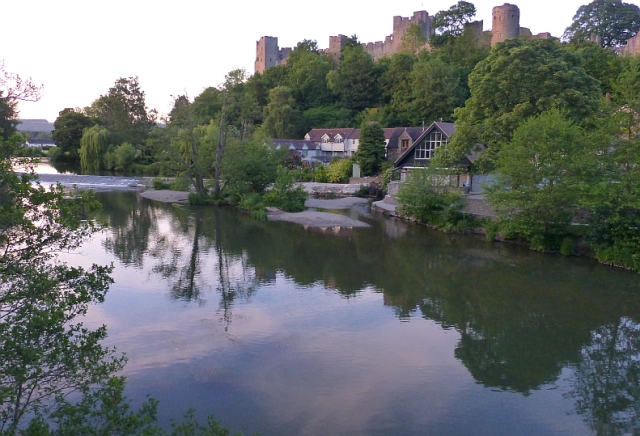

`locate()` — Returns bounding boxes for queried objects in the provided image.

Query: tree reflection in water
[570,317,640,435]
[96,192,640,432]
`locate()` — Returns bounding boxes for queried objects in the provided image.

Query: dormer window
[401,139,409,150]
[321,135,329,144]
[334,135,342,143]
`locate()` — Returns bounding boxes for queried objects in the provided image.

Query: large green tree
[354,121,386,176]
[327,44,381,112]
[287,40,334,111]
[564,0,640,47]
[86,77,156,146]
[51,108,96,165]
[486,110,595,251]
[79,125,111,173]
[431,1,478,47]
[262,86,304,139]
[440,38,601,168]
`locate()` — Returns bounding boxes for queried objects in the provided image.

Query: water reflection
[95,192,640,434]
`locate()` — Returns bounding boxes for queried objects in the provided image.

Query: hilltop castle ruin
[255,3,554,74]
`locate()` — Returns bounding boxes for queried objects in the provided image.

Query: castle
[255,3,553,74]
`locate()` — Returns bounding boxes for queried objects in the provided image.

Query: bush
[560,237,574,256]
[326,158,352,183]
[170,176,191,191]
[152,177,171,190]
[354,184,369,197]
[313,165,328,183]
[397,168,470,231]
[265,167,308,212]
[238,192,267,220]
[299,167,314,182]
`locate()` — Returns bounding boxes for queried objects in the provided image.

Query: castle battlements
[254,3,553,74]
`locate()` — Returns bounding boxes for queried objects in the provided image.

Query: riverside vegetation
[2,0,640,431]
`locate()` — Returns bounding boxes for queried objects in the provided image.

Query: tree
[262,86,304,139]
[486,110,594,251]
[354,121,386,176]
[0,61,42,140]
[440,38,601,169]
[79,125,111,173]
[401,23,427,55]
[192,87,223,126]
[51,109,97,165]
[86,77,156,146]
[287,40,334,111]
[582,61,640,271]
[432,1,477,46]
[78,125,111,173]
[327,44,381,112]
[564,0,640,47]
[0,137,121,432]
[406,57,467,125]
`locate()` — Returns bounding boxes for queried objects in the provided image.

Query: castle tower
[255,36,280,74]
[328,35,348,62]
[392,11,434,52]
[491,3,520,46]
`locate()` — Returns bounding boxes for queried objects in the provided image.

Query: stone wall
[491,3,520,46]
[619,32,640,56]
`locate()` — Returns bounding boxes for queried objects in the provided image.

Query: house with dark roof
[392,121,477,188]
[272,139,324,163]
[304,128,357,158]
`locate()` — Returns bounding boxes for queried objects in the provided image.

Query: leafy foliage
[441,38,601,169]
[564,0,640,47]
[397,167,468,231]
[486,110,593,251]
[354,122,386,176]
[79,125,111,173]
[51,109,97,166]
[86,77,156,146]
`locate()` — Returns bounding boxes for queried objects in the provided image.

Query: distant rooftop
[17,119,54,133]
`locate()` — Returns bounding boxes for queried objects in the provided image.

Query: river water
[59,190,640,436]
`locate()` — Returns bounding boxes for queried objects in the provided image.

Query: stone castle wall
[619,32,640,56]
[255,3,553,74]
[491,3,520,46]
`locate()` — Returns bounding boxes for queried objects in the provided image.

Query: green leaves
[564,0,640,47]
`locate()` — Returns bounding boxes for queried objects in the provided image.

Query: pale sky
[2,0,639,122]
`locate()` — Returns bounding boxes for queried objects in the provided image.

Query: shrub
[326,158,352,183]
[170,176,190,191]
[397,168,470,231]
[152,177,171,190]
[265,167,308,212]
[560,237,574,256]
[313,165,328,183]
[238,192,267,220]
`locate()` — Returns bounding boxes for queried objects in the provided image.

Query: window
[334,135,341,143]
[415,130,447,160]
[322,137,328,143]
[401,139,409,150]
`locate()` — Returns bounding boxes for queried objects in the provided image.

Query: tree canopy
[441,38,601,168]
[564,0,640,47]
[51,108,97,165]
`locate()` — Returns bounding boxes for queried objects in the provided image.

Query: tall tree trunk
[214,96,227,197]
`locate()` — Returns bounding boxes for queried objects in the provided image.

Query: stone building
[254,3,553,74]
[491,3,551,46]
[255,36,292,74]
[618,32,640,56]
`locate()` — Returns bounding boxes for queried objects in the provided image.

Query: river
[50,188,640,436]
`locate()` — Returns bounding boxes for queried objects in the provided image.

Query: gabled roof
[305,128,355,142]
[394,122,455,165]
[386,127,428,149]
